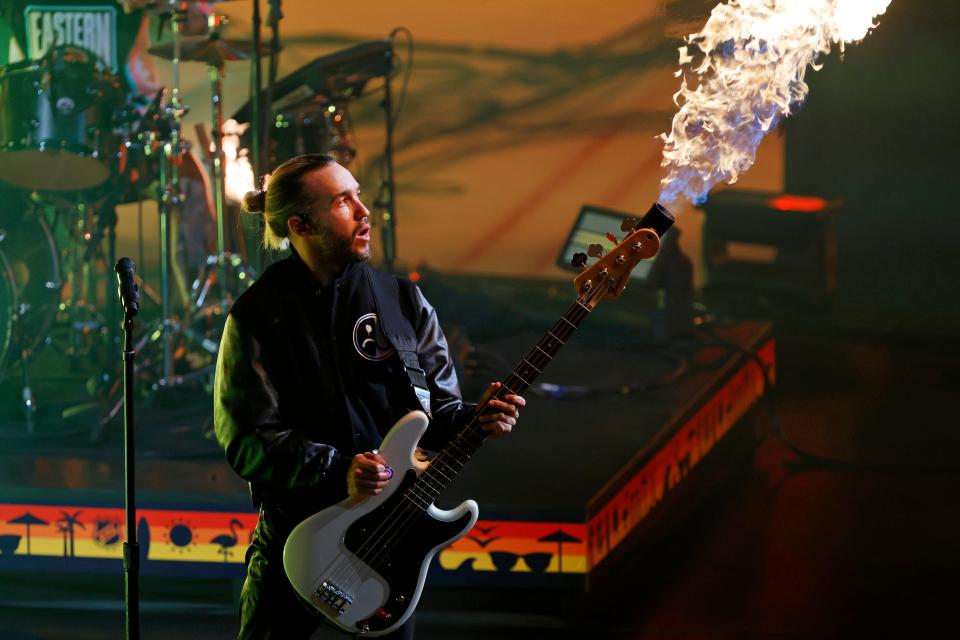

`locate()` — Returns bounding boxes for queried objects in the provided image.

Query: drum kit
[0,1,394,436]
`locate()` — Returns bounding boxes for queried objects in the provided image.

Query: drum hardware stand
[182,14,258,323]
[378,57,398,273]
[35,194,111,363]
[56,199,99,313]
[208,15,231,313]
[0,198,65,426]
[137,198,146,286]
[20,346,36,434]
[250,0,265,273]
[0,274,53,437]
[0,243,39,432]
[95,7,259,435]
[249,0,263,177]
[157,4,187,386]
[135,2,191,390]
[262,0,283,170]
[96,3,193,425]
[83,197,122,343]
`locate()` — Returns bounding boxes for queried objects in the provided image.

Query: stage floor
[3,313,954,640]
[0,310,772,590]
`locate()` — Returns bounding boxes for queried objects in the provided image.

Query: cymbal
[126,0,239,9]
[148,37,275,65]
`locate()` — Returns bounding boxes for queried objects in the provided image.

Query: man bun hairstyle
[241,188,267,214]
[240,153,337,251]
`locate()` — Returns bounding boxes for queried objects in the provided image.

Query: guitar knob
[570,252,588,269]
[587,244,603,258]
[620,218,638,231]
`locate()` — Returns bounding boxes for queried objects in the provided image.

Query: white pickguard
[283,410,479,636]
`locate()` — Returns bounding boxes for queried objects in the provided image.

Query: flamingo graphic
[211,519,243,563]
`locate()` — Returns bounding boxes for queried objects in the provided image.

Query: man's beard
[316,224,369,265]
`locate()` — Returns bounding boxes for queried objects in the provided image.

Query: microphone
[115,257,140,317]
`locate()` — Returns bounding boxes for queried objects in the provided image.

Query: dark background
[786,0,960,331]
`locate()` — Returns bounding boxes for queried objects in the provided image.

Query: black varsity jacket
[213,252,474,519]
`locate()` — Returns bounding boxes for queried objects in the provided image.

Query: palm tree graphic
[211,519,243,562]
[56,511,85,558]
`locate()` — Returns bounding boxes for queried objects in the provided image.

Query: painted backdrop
[126,0,784,284]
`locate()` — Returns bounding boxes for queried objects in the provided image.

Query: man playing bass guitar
[213,153,525,639]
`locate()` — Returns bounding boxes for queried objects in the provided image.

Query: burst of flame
[658,0,893,205]
[220,119,255,203]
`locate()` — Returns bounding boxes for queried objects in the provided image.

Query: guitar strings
[392,276,607,514]
[321,371,513,592]
[346,278,611,590]
[321,312,573,594]
[351,279,608,580]
[357,286,602,566]
[319,279,607,606]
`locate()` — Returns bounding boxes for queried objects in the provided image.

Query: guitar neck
[407,293,596,505]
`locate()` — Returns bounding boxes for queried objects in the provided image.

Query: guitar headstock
[572,203,674,309]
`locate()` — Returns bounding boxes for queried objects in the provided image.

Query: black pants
[239,506,415,640]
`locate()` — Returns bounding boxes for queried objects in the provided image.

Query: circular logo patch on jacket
[352,313,395,361]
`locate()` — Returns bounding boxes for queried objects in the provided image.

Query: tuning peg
[587,244,604,258]
[606,232,619,245]
[620,218,638,232]
[571,252,588,269]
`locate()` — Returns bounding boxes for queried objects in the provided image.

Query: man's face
[300,163,372,264]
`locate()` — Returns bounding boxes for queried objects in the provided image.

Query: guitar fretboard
[402,292,598,511]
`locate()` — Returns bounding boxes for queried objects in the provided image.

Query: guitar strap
[364,268,433,418]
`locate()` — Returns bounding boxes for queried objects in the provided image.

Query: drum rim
[0,148,112,192]
[0,142,106,158]
[0,59,43,75]
[0,211,61,362]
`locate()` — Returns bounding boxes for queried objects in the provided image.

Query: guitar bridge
[313,579,354,615]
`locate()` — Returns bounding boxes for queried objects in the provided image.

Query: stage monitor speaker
[699,191,840,307]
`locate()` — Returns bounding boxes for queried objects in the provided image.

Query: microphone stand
[115,258,141,640]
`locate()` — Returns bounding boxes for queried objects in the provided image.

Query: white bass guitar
[283,204,674,635]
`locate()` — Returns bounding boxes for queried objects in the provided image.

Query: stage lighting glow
[221,119,256,204]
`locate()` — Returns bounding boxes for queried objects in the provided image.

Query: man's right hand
[347,451,394,498]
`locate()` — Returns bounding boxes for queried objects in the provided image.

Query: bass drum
[0,46,122,192]
[0,209,62,376]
